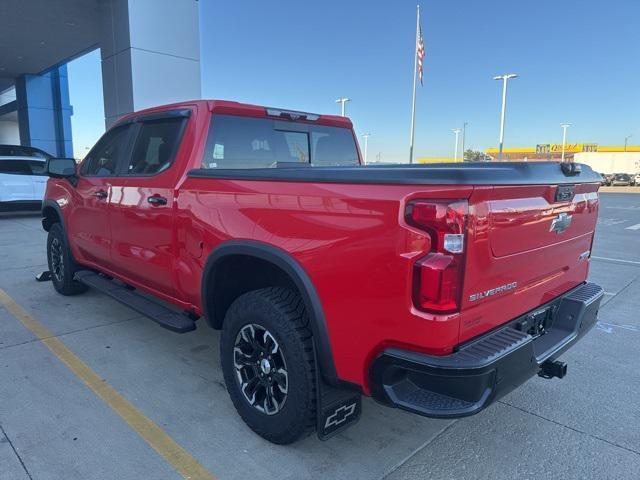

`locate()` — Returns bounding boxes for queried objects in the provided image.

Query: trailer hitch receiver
[538,360,567,379]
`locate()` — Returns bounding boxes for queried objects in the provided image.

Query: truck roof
[117,99,352,129]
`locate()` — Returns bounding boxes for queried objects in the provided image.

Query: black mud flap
[316,374,362,440]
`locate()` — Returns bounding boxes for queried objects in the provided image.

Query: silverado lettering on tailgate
[469,282,518,302]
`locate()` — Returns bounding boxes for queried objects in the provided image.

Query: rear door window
[202,115,358,169]
[0,160,32,175]
[125,118,185,176]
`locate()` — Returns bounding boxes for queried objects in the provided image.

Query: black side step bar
[74,270,196,333]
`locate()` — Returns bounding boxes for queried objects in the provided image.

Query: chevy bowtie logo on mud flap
[325,402,357,429]
[318,395,361,440]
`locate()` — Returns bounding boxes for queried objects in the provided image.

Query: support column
[100,0,201,127]
[14,65,73,157]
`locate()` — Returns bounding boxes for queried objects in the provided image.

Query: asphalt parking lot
[1,192,639,480]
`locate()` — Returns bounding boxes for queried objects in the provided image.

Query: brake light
[407,200,468,313]
[265,108,319,121]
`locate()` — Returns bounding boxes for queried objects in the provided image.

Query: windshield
[201,114,359,169]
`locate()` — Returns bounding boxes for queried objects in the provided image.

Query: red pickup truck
[42,100,603,444]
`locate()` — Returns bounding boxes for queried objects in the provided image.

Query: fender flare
[201,240,338,382]
[41,199,65,232]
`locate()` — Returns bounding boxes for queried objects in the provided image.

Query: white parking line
[592,256,640,266]
[597,218,627,227]
[625,223,640,230]
[597,322,640,334]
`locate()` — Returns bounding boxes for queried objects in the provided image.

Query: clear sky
[68,0,640,162]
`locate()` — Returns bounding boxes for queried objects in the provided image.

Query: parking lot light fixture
[625,134,633,152]
[493,74,518,160]
[461,122,468,160]
[560,123,571,162]
[361,133,371,164]
[335,97,351,117]
[452,128,461,161]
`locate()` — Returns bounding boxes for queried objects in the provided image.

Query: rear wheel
[47,223,88,295]
[220,287,316,444]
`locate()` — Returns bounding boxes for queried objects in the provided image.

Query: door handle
[95,190,108,199]
[147,195,168,206]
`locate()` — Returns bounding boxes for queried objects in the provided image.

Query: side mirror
[47,158,77,178]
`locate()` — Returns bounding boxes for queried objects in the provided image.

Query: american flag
[417,25,425,85]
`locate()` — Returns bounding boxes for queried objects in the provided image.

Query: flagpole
[409,4,420,164]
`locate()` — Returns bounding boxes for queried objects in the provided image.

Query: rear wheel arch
[201,240,338,382]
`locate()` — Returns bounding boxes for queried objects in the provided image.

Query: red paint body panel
[44,100,600,393]
[458,183,599,344]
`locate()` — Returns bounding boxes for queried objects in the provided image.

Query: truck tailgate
[459,183,599,343]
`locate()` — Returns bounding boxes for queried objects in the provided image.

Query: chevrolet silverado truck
[42,100,603,444]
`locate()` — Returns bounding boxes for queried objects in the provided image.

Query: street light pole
[493,74,518,160]
[362,133,371,164]
[452,128,461,161]
[335,97,351,117]
[625,134,633,152]
[560,123,571,162]
[461,122,468,161]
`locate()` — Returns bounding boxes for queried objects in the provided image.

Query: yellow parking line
[0,289,217,480]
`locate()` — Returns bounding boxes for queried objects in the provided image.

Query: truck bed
[188,161,601,185]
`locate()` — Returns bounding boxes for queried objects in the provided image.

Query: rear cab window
[201,114,359,169]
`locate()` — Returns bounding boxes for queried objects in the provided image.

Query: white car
[634,173,640,186]
[0,145,52,211]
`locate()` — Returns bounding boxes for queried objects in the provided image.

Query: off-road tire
[220,287,316,444]
[47,223,88,295]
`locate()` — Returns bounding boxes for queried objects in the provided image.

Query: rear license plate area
[514,305,556,336]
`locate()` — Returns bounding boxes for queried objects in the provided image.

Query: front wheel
[47,223,88,296]
[220,287,317,444]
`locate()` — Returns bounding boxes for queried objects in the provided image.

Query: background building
[0,0,201,158]
[416,157,463,164]
[574,152,640,175]
[485,144,640,174]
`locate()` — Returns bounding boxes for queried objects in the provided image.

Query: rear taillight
[406,200,468,313]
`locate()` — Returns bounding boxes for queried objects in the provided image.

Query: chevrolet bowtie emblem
[550,212,572,234]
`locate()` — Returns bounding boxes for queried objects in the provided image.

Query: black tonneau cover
[187,162,601,186]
